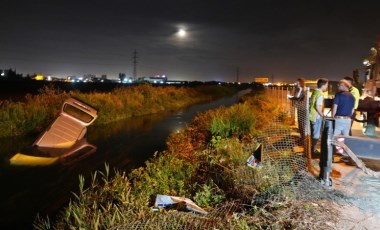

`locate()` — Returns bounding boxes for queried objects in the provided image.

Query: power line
[132,50,138,80]
[236,67,239,83]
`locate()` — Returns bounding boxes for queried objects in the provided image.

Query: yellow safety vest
[309,89,324,122]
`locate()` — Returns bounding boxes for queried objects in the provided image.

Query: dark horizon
[1,0,380,83]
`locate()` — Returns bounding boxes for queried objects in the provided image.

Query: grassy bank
[34,91,338,229]
[0,84,240,138]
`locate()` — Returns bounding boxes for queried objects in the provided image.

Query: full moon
[177,29,186,37]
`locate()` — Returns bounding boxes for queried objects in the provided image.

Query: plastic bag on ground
[154,194,208,215]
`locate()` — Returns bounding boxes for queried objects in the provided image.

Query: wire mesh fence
[107,86,347,229]
[264,86,311,156]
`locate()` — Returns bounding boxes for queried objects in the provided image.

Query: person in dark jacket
[332,79,355,136]
[288,78,306,101]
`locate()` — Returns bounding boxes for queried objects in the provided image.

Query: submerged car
[34,97,97,148]
[10,138,97,166]
[10,98,98,166]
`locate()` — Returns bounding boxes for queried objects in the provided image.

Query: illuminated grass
[34,88,339,229]
[0,84,236,138]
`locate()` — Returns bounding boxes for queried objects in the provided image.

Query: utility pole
[236,67,239,83]
[236,67,240,104]
[132,50,138,80]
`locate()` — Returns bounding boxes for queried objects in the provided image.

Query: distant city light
[35,74,44,80]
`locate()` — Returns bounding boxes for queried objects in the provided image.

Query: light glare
[178,29,186,37]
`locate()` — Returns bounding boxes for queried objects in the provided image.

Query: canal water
[0,90,249,229]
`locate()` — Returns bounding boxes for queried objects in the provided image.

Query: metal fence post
[304,87,311,159]
[280,87,283,109]
[319,118,334,187]
[289,87,295,124]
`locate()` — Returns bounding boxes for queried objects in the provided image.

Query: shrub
[193,180,226,208]
[34,164,150,229]
[129,152,196,198]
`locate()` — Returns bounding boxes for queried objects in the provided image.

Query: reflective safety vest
[349,86,360,109]
[309,89,324,122]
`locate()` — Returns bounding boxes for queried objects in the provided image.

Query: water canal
[0,90,250,229]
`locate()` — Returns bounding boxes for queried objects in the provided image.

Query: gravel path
[333,161,380,229]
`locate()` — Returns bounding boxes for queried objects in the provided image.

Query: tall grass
[34,89,339,229]
[34,164,151,230]
[210,104,256,138]
[0,86,66,137]
[0,84,236,138]
[129,151,196,198]
[37,91,324,229]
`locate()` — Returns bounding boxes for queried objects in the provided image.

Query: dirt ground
[332,161,380,229]
[331,120,380,229]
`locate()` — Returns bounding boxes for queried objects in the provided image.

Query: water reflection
[0,91,249,229]
[9,138,97,166]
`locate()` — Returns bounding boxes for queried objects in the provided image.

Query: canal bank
[0,90,250,229]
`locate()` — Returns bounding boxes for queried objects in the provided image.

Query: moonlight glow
[177,29,186,37]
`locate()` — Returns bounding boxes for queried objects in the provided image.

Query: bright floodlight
[177,29,186,37]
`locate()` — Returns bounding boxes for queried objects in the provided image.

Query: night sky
[1,0,380,82]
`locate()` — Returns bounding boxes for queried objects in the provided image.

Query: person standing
[289,78,306,101]
[309,78,329,155]
[332,80,355,136]
[343,76,361,135]
[288,78,306,141]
